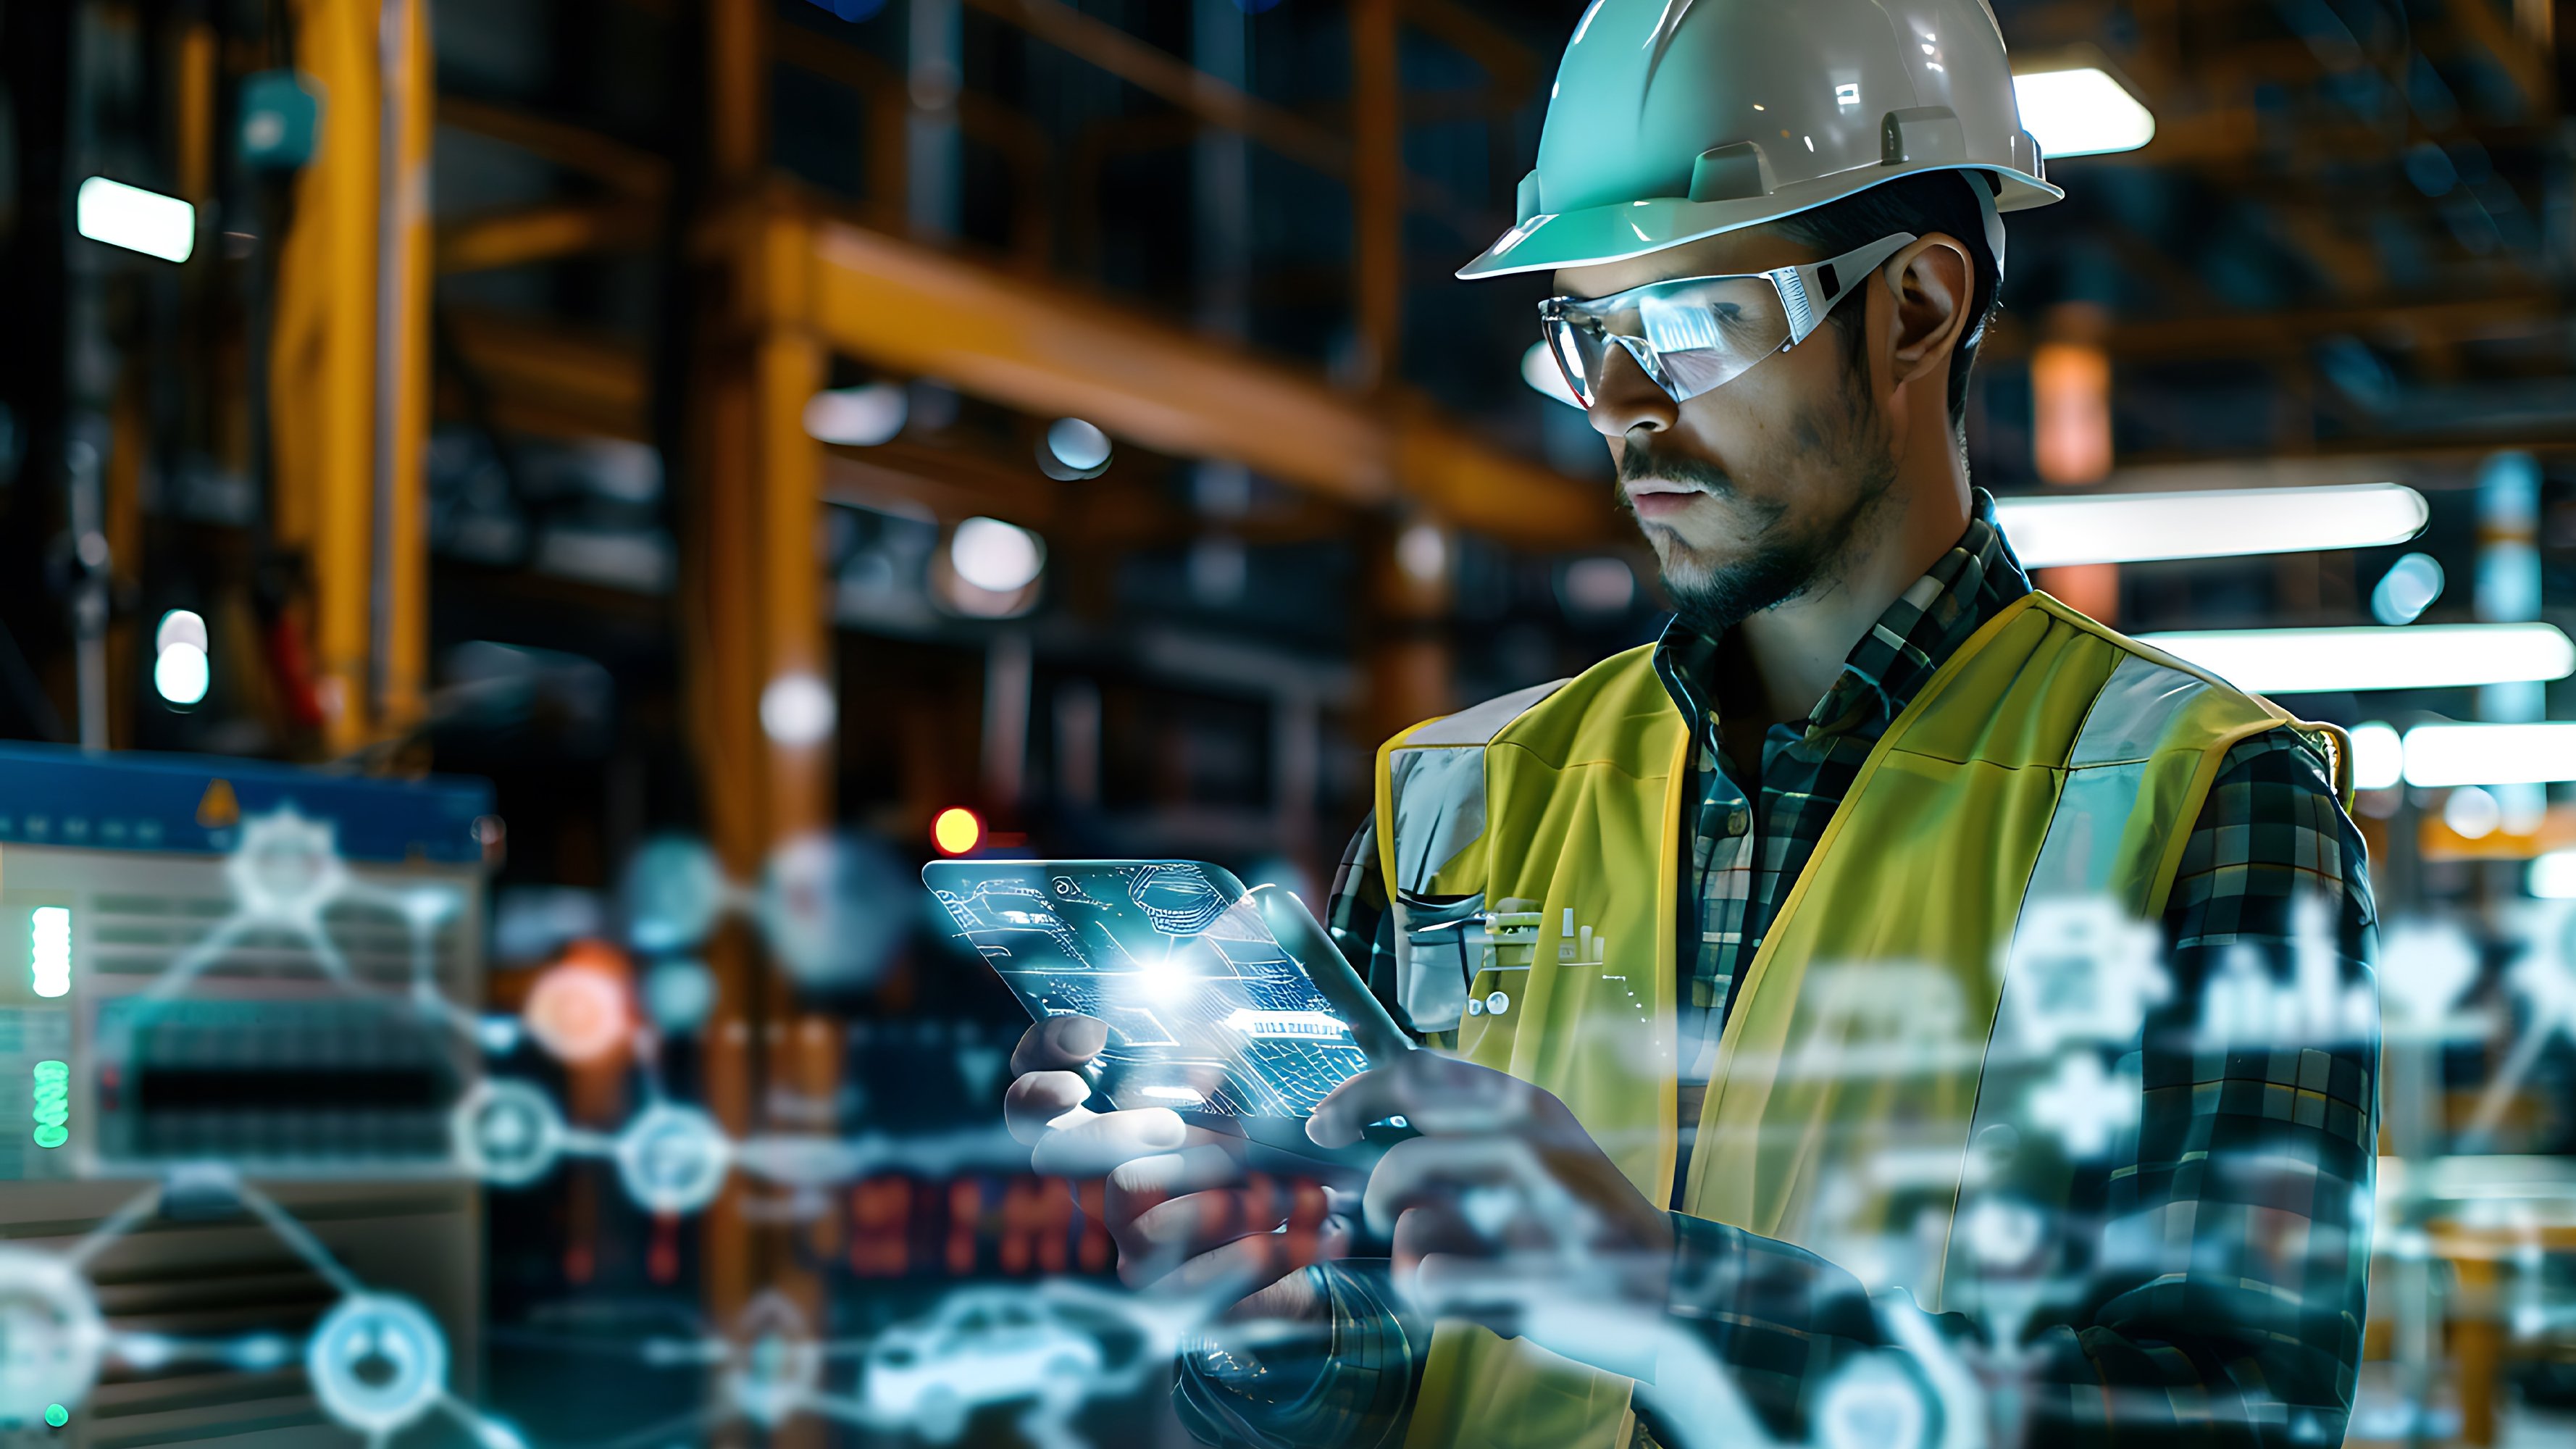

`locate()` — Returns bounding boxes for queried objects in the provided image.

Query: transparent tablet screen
[927,861,1371,1117]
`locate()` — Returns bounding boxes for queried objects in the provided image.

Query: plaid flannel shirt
[1176,497,2379,1448]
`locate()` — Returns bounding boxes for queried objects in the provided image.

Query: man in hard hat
[1006,1,2377,1445]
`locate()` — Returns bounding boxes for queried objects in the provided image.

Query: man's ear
[1883,234,1974,393]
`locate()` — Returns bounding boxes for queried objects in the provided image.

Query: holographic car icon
[861,1291,1104,1442]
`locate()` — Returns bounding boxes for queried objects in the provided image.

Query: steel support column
[688,1,833,1369]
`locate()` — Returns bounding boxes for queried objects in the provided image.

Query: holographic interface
[926,861,1373,1117]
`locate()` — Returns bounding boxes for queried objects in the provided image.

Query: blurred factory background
[0,0,2575,1444]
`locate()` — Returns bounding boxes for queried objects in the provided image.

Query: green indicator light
[30,1060,67,1149]
[43,1403,65,1428]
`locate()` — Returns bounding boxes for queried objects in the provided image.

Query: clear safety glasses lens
[1539,231,1915,408]
[1543,275,1794,408]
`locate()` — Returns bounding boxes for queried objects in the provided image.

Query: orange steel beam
[1351,0,1402,391]
[766,206,1605,546]
[436,94,671,199]
[958,0,1345,175]
[442,309,653,439]
[435,199,660,274]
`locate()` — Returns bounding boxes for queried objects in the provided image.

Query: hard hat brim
[1455,163,2062,281]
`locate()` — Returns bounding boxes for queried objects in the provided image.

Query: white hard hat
[1458,0,2061,280]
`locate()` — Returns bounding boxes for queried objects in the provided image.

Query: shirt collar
[1652,489,2032,740]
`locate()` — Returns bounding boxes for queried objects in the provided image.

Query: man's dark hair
[1773,171,1999,434]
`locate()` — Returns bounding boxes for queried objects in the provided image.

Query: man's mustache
[1616,440,1735,495]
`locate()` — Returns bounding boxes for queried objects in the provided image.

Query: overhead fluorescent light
[1996,484,2427,567]
[2351,722,2402,790]
[2530,851,2576,899]
[2403,723,2576,788]
[75,176,196,263]
[2012,67,2157,158]
[2138,622,2576,694]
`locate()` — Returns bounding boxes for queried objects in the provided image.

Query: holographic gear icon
[451,1080,567,1187]
[304,1293,448,1435]
[615,1103,732,1214]
[225,806,350,927]
[0,1248,105,1425]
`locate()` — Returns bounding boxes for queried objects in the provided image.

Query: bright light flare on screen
[29,908,70,998]
[76,177,196,262]
[1994,485,2427,567]
[931,807,983,856]
[2136,622,2576,693]
[2012,67,2156,158]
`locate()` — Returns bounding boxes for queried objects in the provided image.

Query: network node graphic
[756,831,907,987]
[616,1103,733,1214]
[0,1248,104,1425]
[644,959,716,1033]
[624,835,730,953]
[453,1080,567,1187]
[305,1293,450,1435]
[523,959,631,1064]
[724,1293,821,1428]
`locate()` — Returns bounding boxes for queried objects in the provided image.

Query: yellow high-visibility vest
[1373,593,2351,1449]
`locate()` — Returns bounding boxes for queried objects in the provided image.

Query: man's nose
[1586,343,1678,439]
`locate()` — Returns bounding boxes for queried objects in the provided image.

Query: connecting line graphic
[455,1071,1030,1214]
[8,1166,528,1448]
[141,806,503,1053]
[2464,939,2576,1144]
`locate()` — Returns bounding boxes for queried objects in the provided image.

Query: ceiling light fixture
[2137,622,2576,694]
[1994,484,2426,567]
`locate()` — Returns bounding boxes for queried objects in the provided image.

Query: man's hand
[1002,1014,1345,1301]
[1307,1051,1674,1363]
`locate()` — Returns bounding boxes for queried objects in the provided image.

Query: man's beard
[1621,377,1897,640]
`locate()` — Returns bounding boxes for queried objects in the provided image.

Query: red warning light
[932,807,984,856]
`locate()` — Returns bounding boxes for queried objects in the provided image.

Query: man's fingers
[1029,1108,1246,1178]
[1105,1143,1246,1221]
[1116,1179,1334,1291]
[1308,1052,1533,1148]
[1305,1067,1410,1148]
[1003,1070,1094,1146]
[1009,1014,1109,1075]
[1360,1133,1552,1235]
[1155,1217,1337,1300]
[1389,1203,1489,1279]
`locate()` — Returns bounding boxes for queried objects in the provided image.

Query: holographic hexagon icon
[1957,1195,2047,1270]
[1814,1355,1929,1449]
[724,1293,822,1429]
[2003,898,2170,1053]
[1126,863,1231,938]
[753,831,907,988]
[451,1079,566,1187]
[225,806,349,927]
[623,835,732,954]
[615,1103,732,1214]
[0,1248,105,1424]
[304,1293,448,1436]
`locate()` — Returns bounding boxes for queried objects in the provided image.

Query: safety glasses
[1537,232,1917,407]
